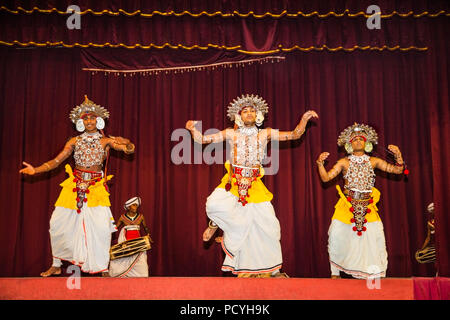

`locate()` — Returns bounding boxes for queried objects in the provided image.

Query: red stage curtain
[2,0,449,17]
[1,1,439,53]
[413,277,450,300]
[0,1,448,278]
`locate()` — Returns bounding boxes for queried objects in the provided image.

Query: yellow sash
[54,164,113,209]
[216,161,273,203]
[331,185,381,224]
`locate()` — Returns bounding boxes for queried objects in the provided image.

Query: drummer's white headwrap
[124,196,141,210]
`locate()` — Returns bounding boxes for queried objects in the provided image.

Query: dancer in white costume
[316,123,405,279]
[20,96,135,277]
[186,94,318,278]
[109,196,153,277]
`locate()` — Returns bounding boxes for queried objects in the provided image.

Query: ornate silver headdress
[338,123,378,154]
[337,123,378,146]
[226,94,269,121]
[69,95,110,123]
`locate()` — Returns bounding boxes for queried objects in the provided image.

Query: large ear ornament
[364,141,373,153]
[234,114,244,128]
[96,117,105,130]
[345,142,353,154]
[255,111,264,126]
[76,119,85,132]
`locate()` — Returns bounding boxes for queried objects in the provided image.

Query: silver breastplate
[74,132,105,167]
[343,154,375,192]
[230,127,265,167]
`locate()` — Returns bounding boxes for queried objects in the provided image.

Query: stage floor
[0,277,415,300]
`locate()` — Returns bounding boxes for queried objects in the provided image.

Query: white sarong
[206,188,282,275]
[328,219,388,279]
[108,226,149,277]
[49,203,117,274]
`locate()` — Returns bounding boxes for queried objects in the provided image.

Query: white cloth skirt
[108,226,149,277]
[328,219,388,279]
[49,203,117,274]
[206,188,282,275]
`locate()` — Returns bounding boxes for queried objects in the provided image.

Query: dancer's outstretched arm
[186,120,230,144]
[267,110,318,141]
[19,137,75,175]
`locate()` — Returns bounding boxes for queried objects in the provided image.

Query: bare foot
[102,271,110,277]
[331,275,341,279]
[202,226,218,242]
[40,266,61,277]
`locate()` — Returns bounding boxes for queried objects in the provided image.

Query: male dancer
[186,94,318,277]
[316,123,404,279]
[20,96,135,276]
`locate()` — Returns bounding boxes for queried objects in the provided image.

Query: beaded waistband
[232,164,260,178]
[74,168,103,182]
[346,188,371,200]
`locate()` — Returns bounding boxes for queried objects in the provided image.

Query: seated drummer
[108,196,153,277]
[116,197,153,242]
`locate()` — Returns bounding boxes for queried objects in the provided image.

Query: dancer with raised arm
[316,123,405,279]
[20,96,135,277]
[186,94,318,277]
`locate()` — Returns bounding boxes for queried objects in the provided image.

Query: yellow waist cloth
[331,185,381,224]
[216,161,273,203]
[54,164,114,209]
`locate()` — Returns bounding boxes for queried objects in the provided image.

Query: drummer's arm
[112,218,124,242]
[115,217,124,232]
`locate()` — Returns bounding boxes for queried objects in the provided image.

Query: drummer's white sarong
[50,203,117,274]
[328,219,388,279]
[108,226,149,277]
[206,188,282,274]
